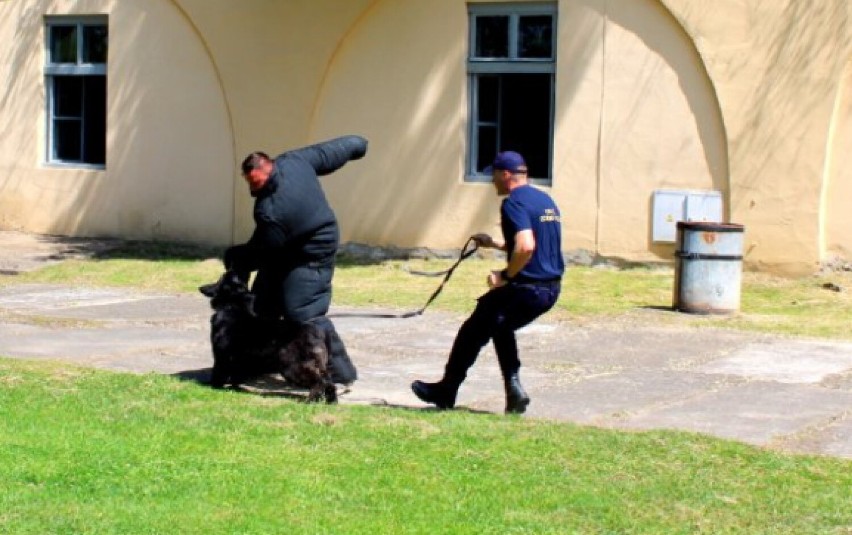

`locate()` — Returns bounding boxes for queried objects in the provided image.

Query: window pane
[477,125,497,173]
[477,75,499,123]
[498,73,552,178]
[82,25,108,63]
[82,76,107,165]
[475,16,509,58]
[54,119,82,161]
[53,76,83,118]
[50,25,77,64]
[518,16,553,59]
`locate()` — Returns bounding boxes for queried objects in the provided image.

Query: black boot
[504,373,530,414]
[411,380,458,409]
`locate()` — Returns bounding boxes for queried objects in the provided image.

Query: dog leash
[329,237,480,319]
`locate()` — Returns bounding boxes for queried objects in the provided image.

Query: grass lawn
[1,241,851,533]
[1,359,850,534]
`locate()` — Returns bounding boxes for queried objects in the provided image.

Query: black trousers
[251,258,334,323]
[443,281,560,384]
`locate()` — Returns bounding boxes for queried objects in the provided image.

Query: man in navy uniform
[411,150,564,414]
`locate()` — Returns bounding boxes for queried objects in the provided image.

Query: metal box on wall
[652,189,723,243]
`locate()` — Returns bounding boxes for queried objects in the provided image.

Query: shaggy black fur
[199,270,337,403]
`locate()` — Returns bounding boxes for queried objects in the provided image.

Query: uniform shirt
[500,184,565,282]
[247,136,367,264]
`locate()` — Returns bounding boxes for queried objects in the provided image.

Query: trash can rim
[676,221,744,232]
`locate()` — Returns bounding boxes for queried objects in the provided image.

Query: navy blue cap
[483,151,527,174]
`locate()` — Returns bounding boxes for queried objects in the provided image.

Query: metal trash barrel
[673,222,744,314]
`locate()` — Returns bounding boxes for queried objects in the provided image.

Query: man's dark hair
[241,151,271,175]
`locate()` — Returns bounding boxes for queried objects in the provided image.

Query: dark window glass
[478,75,499,123]
[498,73,551,178]
[477,126,498,173]
[82,25,108,63]
[474,73,551,178]
[54,119,82,161]
[50,25,77,63]
[82,76,107,164]
[53,76,82,117]
[518,16,553,59]
[51,76,106,164]
[475,16,509,58]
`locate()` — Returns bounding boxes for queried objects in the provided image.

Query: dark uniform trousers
[252,256,335,323]
[444,280,560,385]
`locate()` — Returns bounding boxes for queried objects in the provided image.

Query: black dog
[199,271,337,403]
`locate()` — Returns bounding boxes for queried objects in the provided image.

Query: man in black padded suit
[225,135,368,384]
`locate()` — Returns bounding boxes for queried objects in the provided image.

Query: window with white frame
[45,17,108,166]
[467,3,556,184]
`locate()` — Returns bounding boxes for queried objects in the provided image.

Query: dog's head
[199,271,255,312]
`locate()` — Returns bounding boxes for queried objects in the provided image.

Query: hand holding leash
[487,270,507,289]
[472,233,500,249]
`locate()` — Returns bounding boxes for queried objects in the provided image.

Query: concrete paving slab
[777,413,852,458]
[618,381,852,448]
[0,284,209,323]
[820,417,852,458]
[0,285,156,310]
[528,369,741,424]
[0,322,208,373]
[522,324,762,372]
[699,339,852,384]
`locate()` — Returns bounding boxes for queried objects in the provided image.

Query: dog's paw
[324,384,338,404]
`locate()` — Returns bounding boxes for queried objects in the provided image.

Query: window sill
[464,174,552,187]
[43,161,106,171]
[464,173,492,183]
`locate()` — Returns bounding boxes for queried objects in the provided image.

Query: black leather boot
[411,380,458,409]
[504,373,530,414]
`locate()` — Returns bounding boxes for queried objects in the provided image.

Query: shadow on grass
[32,232,475,268]
[76,237,437,268]
[172,368,315,402]
[15,233,225,263]
[640,305,677,312]
[172,368,495,415]
[90,240,225,262]
[173,367,213,384]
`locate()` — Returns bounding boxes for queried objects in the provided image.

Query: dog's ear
[200,272,229,298]
[199,282,218,298]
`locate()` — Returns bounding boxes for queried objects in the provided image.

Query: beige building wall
[1,0,849,275]
[662,0,852,274]
[309,0,726,263]
[309,1,491,248]
[589,0,728,260]
[824,55,852,260]
[0,0,234,244]
[172,0,376,242]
